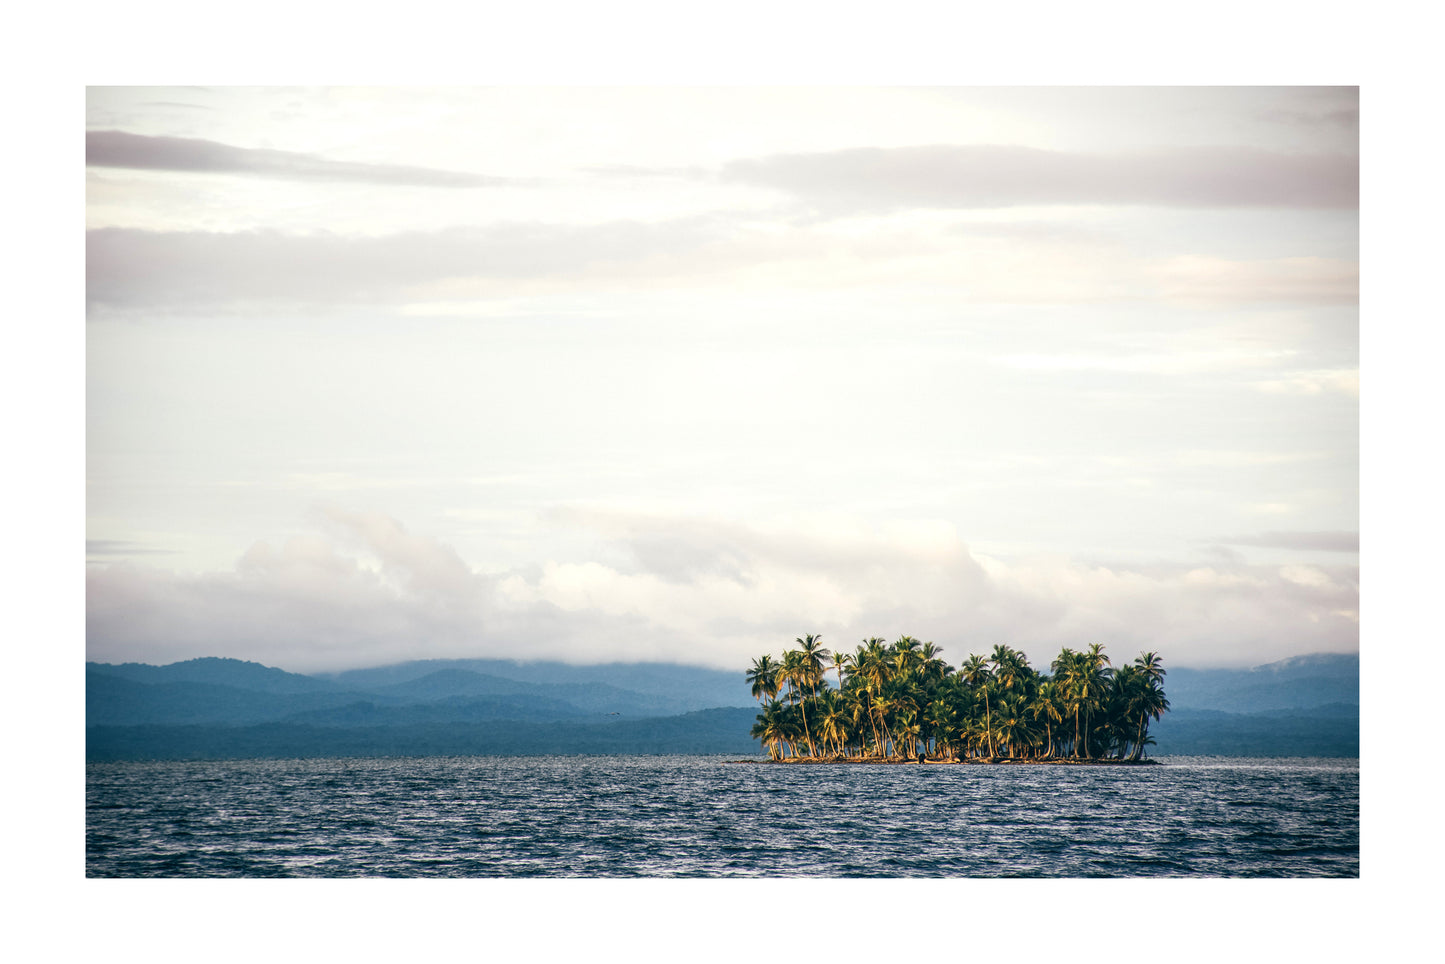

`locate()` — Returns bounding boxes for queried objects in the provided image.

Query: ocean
[86,754,1358,877]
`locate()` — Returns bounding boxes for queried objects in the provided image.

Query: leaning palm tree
[841,687,872,759]
[777,649,818,758]
[871,692,898,758]
[751,700,789,760]
[816,689,850,759]
[888,690,920,758]
[961,715,989,760]
[747,654,781,707]
[1122,655,1170,761]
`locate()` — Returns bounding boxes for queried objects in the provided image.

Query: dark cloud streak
[86,539,177,557]
[86,219,726,307]
[721,144,1358,213]
[87,130,512,188]
[1215,531,1359,552]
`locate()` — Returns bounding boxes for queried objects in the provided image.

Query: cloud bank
[86,509,1359,674]
[87,130,510,188]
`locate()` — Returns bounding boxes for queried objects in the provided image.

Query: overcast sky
[85,86,1358,673]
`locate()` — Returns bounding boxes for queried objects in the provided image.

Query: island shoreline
[728,757,1164,766]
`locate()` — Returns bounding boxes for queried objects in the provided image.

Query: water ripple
[87,754,1357,878]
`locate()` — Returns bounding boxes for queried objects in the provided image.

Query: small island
[747,636,1169,764]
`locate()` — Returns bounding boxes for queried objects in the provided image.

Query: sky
[84,86,1359,674]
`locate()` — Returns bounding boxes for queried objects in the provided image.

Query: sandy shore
[730,757,1162,766]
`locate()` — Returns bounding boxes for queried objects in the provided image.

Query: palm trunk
[985,691,994,758]
[866,696,885,758]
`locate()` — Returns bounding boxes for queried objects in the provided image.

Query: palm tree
[993,693,1037,758]
[1135,651,1164,681]
[831,649,851,694]
[1066,644,1112,759]
[924,698,956,759]
[990,644,1025,695]
[920,640,949,680]
[872,692,898,758]
[1052,649,1083,758]
[816,689,850,759]
[797,634,830,695]
[778,649,818,757]
[841,687,872,759]
[961,716,989,760]
[960,654,995,757]
[888,689,920,758]
[1031,679,1064,759]
[1053,646,1111,760]
[750,700,789,760]
[1123,654,1170,761]
[747,654,780,707]
[897,708,923,760]
[857,639,893,757]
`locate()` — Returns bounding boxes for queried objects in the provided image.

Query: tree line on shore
[747,635,1169,762]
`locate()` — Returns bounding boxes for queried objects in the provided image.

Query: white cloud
[1151,255,1358,305]
[1256,369,1360,396]
[1280,565,1335,588]
[87,508,1359,673]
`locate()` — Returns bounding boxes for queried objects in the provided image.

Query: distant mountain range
[1162,652,1358,713]
[85,651,1358,761]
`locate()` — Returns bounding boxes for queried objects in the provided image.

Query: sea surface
[86,754,1358,877]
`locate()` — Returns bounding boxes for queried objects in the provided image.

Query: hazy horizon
[84,639,1361,678]
[86,87,1359,675]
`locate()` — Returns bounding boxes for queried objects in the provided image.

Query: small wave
[86,754,1359,878]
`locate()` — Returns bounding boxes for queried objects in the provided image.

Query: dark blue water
[86,755,1357,877]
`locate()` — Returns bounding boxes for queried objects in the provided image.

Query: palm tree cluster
[747,635,1169,763]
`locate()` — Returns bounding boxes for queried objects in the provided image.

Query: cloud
[139,101,215,112]
[720,144,1358,213]
[88,511,502,672]
[86,509,1360,674]
[1151,256,1357,306]
[1257,106,1359,130]
[86,130,512,188]
[85,219,728,308]
[1215,531,1360,552]
[85,539,176,558]
[1255,369,1360,396]
[87,216,1358,311]
[581,163,703,179]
